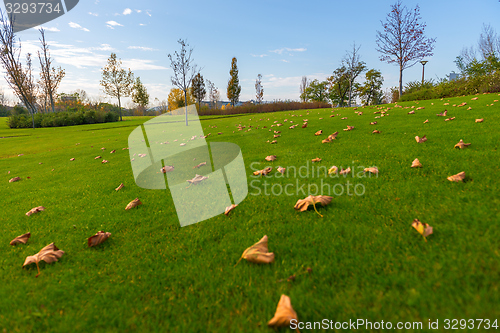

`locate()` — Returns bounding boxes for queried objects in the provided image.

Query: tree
[327,66,350,107]
[167,88,194,112]
[207,79,220,109]
[100,53,134,121]
[376,1,436,99]
[343,43,366,106]
[357,69,384,106]
[0,11,38,127]
[37,28,65,114]
[299,76,308,102]
[302,79,329,103]
[227,57,241,107]
[132,77,149,115]
[191,72,206,111]
[167,39,198,125]
[255,74,264,104]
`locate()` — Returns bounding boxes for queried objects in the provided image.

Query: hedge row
[198,101,331,116]
[8,110,119,128]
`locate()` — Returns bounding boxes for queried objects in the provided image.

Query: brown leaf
[161,165,174,173]
[10,232,31,245]
[268,294,299,329]
[447,171,466,182]
[437,110,448,116]
[311,157,321,162]
[277,166,286,174]
[26,206,45,216]
[412,219,433,242]
[423,119,429,123]
[370,121,377,125]
[238,235,275,264]
[88,231,111,247]
[364,167,379,174]
[301,122,307,128]
[415,135,427,143]
[314,130,322,136]
[115,183,124,191]
[328,132,338,140]
[343,125,355,131]
[408,110,415,114]
[187,174,209,185]
[101,160,108,164]
[270,140,277,144]
[23,243,64,277]
[193,162,207,169]
[70,158,75,161]
[471,97,478,100]
[294,195,332,217]
[94,156,101,159]
[101,147,106,150]
[265,155,277,162]
[339,167,351,175]
[328,166,338,174]
[125,198,142,210]
[454,139,471,149]
[444,117,455,121]
[224,204,237,216]
[411,158,422,168]
[110,150,116,154]
[475,118,483,123]
[372,130,381,134]
[9,176,21,183]
[253,167,273,176]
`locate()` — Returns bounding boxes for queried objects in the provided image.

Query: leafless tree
[207,79,220,109]
[376,1,436,99]
[299,76,308,102]
[343,43,366,107]
[478,23,500,59]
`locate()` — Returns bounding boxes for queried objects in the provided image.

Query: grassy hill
[1,94,499,332]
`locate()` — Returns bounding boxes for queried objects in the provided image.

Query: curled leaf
[224,204,237,216]
[423,119,429,123]
[23,243,64,277]
[339,167,351,175]
[370,121,377,125]
[412,219,433,242]
[115,183,124,191]
[110,150,116,154]
[311,158,321,162]
[270,140,277,144]
[314,130,322,136]
[343,125,355,131]
[70,158,75,161]
[475,118,483,123]
[268,294,299,329]
[454,139,471,149]
[237,235,274,265]
[187,174,208,185]
[193,162,207,169]
[277,166,286,174]
[408,110,415,114]
[10,232,31,245]
[301,122,307,128]
[364,167,379,174]
[328,166,338,174]
[26,206,45,216]
[9,176,21,183]
[411,158,422,168]
[88,231,111,247]
[415,135,427,143]
[447,171,466,182]
[125,198,142,210]
[94,156,101,159]
[161,165,175,173]
[294,195,332,217]
[436,110,448,116]
[253,167,273,176]
[101,160,109,164]
[372,130,380,134]
[444,117,455,121]
[265,155,277,162]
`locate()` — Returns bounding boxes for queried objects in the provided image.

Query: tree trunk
[184,90,188,126]
[399,65,403,100]
[118,93,122,121]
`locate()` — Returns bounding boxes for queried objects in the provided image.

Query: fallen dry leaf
[411,158,422,168]
[101,147,106,150]
[94,156,101,159]
[265,155,277,162]
[301,122,307,128]
[408,110,415,114]
[224,204,237,216]
[10,232,31,245]
[26,206,45,216]
[9,177,21,183]
[370,121,377,125]
[193,162,207,169]
[88,231,111,247]
[454,139,471,149]
[343,125,355,131]
[268,294,299,329]
[364,167,379,174]
[161,165,174,173]
[294,195,332,217]
[254,167,273,176]
[328,166,338,175]
[372,130,381,134]
[314,130,323,136]
[115,183,124,191]
[125,198,142,210]
[471,97,478,100]
[312,158,321,162]
[102,160,108,164]
[415,135,427,143]
[447,171,466,182]
[270,140,277,144]
[412,219,433,242]
[339,167,351,175]
[277,166,286,174]
[237,235,274,265]
[437,110,448,116]
[23,243,64,277]
[423,119,429,123]
[475,118,483,123]
[187,174,208,185]
[444,117,455,121]
[70,158,75,161]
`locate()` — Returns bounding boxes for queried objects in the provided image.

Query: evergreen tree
[227,57,241,107]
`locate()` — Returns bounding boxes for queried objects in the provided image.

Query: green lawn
[0,95,499,332]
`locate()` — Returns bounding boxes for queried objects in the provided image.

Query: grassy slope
[0,95,499,332]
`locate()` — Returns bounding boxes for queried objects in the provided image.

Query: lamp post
[420,60,428,85]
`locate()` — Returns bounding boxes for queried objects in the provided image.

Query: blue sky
[1,0,499,107]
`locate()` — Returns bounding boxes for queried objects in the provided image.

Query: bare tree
[0,12,38,127]
[37,28,65,113]
[255,74,264,104]
[299,76,308,102]
[376,1,436,99]
[478,24,500,59]
[207,79,220,109]
[167,39,198,125]
[343,43,366,107]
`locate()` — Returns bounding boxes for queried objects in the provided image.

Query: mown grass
[0,94,499,332]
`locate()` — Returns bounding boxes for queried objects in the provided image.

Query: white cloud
[68,22,90,32]
[135,9,142,13]
[251,54,267,58]
[88,12,98,16]
[280,59,289,63]
[139,23,146,26]
[122,59,168,71]
[128,46,155,51]
[145,11,152,17]
[270,47,307,55]
[34,25,60,32]
[123,8,132,15]
[92,44,114,51]
[106,21,123,29]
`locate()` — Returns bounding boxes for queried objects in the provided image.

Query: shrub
[7,110,120,129]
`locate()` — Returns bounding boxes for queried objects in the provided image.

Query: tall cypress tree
[227,57,241,107]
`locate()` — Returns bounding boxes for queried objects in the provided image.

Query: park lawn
[0,94,499,332]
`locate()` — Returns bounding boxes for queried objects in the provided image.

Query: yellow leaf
[237,235,275,265]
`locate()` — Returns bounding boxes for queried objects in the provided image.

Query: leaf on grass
[454,139,471,149]
[311,158,321,162]
[471,97,478,100]
[475,118,483,123]
[101,147,106,150]
[339,167,351,175]
[411,158,422,168]
[115,183,124,191]
[253,167,273,176]
[436,110,448,116]
[328,166,338,175]
[412,219,433,242]
[408,110,415,114]
[193,162,207,169]
[447,171,466,182]
[26,206,45,216]
[372,130,381,134]
[265,155,277,162]
[9,177,21,183]
[23,243,64,277]
[224,204,237,216]
[423,119,429,123]
[294,195,332,217]
[161,165,174,173]
[415,135,427,143]
[101,159,109,164]
[314,130,323,136]
[70,158,75,161]
[268,294,299,329]
[187,174,208,185]
[10,232,31,245]
[88,231,111,247]
[234,235,275,266]
[370,121,377,125]
[301,122,307,128]
[125,198,142,210]
[94,156,101,159]
[277,166,286,174]
[444,117,455,121]
[343,125,355,131]
[270,140,277,144]
[110,150,116,154]
[364,167,379,174]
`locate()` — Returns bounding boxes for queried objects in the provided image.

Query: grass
[0,94,499,332]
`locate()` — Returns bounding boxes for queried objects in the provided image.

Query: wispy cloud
[128,46,155,51]
[280,59,289,63]
[270,47,307,55]
[92,44,114,51]
[68,22,90,32]
[34,25,60,32]
[135,9,142,13]
[251,54,267,58]
[123,8,132,15]
[106,21,123,29]
[121,59,168,71]
[88,12,98,16]
[145,11,152,17]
